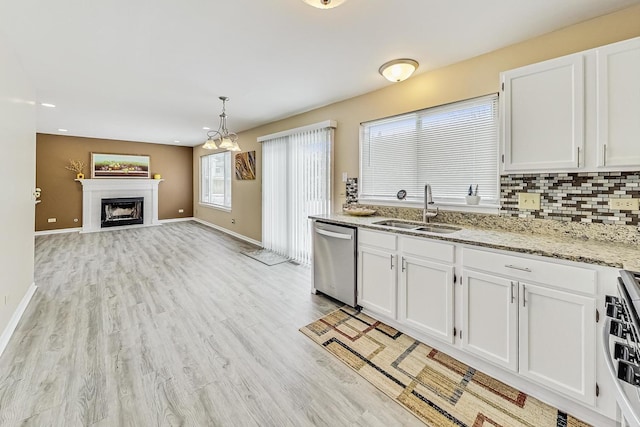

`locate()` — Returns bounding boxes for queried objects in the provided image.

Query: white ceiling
[1,0,638,147]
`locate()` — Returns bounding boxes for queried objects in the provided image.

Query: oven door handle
[602,318,640,426]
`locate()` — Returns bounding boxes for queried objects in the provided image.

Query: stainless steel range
[604,270,640,426]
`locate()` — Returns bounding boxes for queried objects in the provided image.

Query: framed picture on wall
[235,151,256,180]
[91,153,151,178]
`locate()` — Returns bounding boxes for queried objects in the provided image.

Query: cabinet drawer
[359,229,397,251]
[462,247,596,294]
[400,236,455,264]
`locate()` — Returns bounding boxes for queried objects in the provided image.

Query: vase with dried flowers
[65,159,86,179]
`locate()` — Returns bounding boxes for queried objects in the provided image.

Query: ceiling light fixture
[40,103,56,108]
[379,59,419,82]
[202,96,241,152]
[303,0,347,9]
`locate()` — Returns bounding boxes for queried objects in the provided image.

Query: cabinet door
[461,271,518,371]
[358,246,397,319]
[596,37,640,168]
[519,283,596,404]
[399,255,454,343]
[502,54,584,172]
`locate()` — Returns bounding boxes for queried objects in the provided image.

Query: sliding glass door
[262,123,333,264]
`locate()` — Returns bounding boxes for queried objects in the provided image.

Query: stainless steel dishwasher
[312,221,357,307]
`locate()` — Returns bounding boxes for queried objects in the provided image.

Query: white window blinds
[261,122,334,264]
[360,94,499,205]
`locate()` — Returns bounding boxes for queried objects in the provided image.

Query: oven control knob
[606,302,626,320]
[618,360,640,386]
[610,320,631,339]
[614,342,639,363]
[606,295,621,305]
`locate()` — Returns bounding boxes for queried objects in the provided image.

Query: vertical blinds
[262,126,333,264]
[360,94,499,204]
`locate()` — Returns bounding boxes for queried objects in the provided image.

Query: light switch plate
[609,198,639,211]
[517,193,541,210]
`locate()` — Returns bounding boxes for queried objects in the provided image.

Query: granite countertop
[310,213,640,271]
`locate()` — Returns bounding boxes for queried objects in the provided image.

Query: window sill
[358,199,501,215]
[199,202,232,213]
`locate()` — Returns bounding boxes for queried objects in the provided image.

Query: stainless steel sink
[372,220,419,229]
[372,220,461,234]
[414,225,461,234]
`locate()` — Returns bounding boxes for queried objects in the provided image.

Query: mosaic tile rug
[300,307,591,427]
[240,249,289,266]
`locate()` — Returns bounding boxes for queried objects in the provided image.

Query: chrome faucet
[423,184,438,222]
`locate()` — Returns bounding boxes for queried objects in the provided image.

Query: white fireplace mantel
[77,178,163,233]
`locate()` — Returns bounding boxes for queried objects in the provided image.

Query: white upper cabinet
[596,37,640,168]
[501,36,640,173]
[502,54,584,172]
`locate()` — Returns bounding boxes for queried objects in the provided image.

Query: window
[360,94,499,205]
[201,151,232,209]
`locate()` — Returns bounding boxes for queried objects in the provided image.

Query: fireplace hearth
[101,197,143,228]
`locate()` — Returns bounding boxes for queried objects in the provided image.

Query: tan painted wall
[193,4,640,243]
[0,32,35,345]
[36,134,193,231]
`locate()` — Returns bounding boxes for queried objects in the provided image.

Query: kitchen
[2,1,640,426]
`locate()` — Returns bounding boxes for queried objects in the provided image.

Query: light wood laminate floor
[0,221,423,426]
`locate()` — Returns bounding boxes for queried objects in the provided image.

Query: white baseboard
[35,227,82,236]
[192,218,262,247]
[0,283,37,357]
[159,217,195,224]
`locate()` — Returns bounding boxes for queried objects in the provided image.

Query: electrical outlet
[342,172,348,183]
[47,218,56,223]
[517,193,541,210]
[609,198,639,211]
[178,209,184,213]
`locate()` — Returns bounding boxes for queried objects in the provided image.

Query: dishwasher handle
[315,228,353,240]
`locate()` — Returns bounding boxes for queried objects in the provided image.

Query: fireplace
[101,197,143,228]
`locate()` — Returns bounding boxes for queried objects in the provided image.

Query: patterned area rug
[240,249,289,266]
[300,307,591,427]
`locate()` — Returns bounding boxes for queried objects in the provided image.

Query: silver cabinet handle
[522,284,527,307]
[510,281,516,304]
[603,144,607,167]
[401,257,406,272]
[504,264,532,273]
[577,146,580,167]
[390,255,394,270]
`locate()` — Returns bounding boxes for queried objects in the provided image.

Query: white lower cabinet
[462,271,518,371]
[359,245,397,319]
[519,283,596,404]
[357,228,598,408]
[461,247,597,405]
[400,255,455,343]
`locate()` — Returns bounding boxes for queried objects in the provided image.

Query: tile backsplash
[344,172,640,227]
[346,178,358,205]
[501,172,640,226]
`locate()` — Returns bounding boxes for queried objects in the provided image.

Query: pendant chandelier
[202,96,241,151]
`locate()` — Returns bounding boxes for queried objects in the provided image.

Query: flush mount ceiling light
[202,96,241,152]
[379,59,419,82]
[303,0,347,9]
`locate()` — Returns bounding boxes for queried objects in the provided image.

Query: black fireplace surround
[101,197,143,228]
